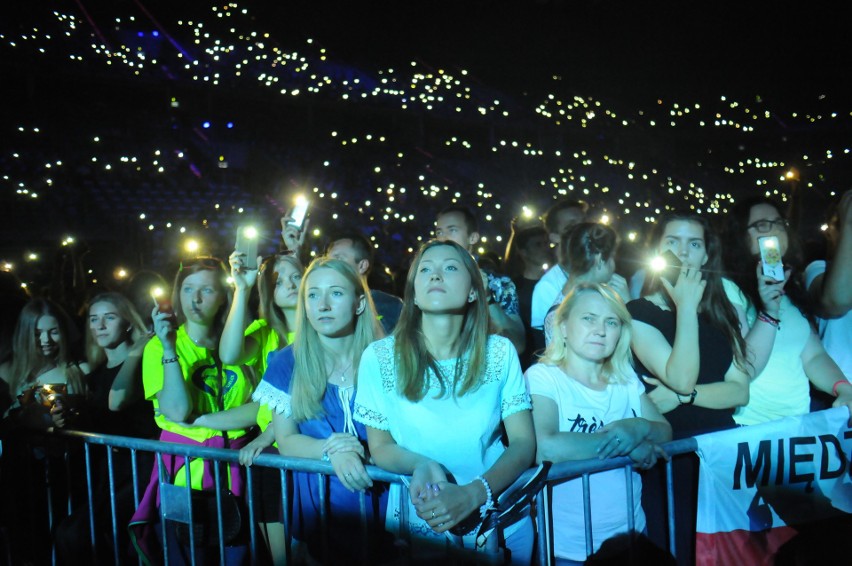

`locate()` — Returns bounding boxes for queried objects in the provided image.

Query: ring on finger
[431,510,436,519]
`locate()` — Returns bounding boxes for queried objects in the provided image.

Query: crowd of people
[1,190,850,565]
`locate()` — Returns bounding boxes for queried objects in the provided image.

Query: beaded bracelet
[162,355,179,365]
[474,475,495,518]
[757,311,780,329]
[832,380,851,397]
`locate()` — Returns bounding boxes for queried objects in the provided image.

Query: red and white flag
[695,407,852,566]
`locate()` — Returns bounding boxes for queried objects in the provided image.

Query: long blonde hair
[540,283,634,384]
[257,253,304,348]
[289,258,382,421]
[393,240,490,401]
[85,292,148,368]
[9,298,85,395]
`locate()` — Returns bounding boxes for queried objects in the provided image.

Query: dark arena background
[2,0,850,291]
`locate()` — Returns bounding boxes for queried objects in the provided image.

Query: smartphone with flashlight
[37,383,67,409]
[235,226,259,270]
[286,197,310,230]
[151,287,176,322]
[758,236,785,281]
[655,250,682,287]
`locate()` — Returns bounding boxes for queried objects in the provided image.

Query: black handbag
[173,488,243,547]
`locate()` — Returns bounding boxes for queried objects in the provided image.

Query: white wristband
[474,475,494,518]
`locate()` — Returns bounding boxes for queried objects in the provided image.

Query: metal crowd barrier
[534,437,698,566]
[1,430,700,565]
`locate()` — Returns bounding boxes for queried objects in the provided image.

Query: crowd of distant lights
[1,2,849,284]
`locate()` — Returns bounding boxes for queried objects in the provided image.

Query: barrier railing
[0,430,700,565]
[534,437,698,566]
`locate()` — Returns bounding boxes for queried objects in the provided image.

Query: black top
[627,298,736,439]
[86,362,158,438]
[513,276,539,370]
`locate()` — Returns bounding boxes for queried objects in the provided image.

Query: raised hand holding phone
[653,250,705,311]
[281,195,311,252]
[235,225,259,271]
[758,236,785,282]
[151,287,177,348]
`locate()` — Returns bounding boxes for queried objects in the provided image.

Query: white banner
[694,407,852,566]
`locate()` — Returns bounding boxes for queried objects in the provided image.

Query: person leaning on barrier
[721,197,852,424]
[0,297,89,430]
[355,239,536,564]
[628,211,750,566]
[527,282,672,564]
[251,258,393,564]
[0,298,89,565]
[129,257,258,565]
[222,252,304,462]
[55,292,157,565]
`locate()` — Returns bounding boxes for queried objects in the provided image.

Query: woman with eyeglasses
[722,197,852,425]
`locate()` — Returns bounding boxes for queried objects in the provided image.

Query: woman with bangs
[130,257,258,564]
[527,283,671,564]
[355,239,536,564]
[1,298,88,429]
[251,257,388,563]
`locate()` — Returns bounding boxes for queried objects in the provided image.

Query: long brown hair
[393,240,490,401]
[721,196,812,328]
[642,211,748,370]
[289,258,382,421]
[8,298,85,396]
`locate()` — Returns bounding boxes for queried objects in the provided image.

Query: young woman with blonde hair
[251,257,388,563]
[527,283,671,563]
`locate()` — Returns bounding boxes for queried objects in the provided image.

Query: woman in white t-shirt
[526,283,671,564]
[355,239,536,564]
[721,197,852,425]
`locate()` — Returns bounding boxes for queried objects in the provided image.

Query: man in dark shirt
[434,205,526,353]
[326,231,403,335]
